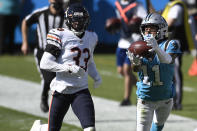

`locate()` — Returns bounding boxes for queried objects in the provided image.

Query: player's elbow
[40,58,49,70]
[40,54,51,70]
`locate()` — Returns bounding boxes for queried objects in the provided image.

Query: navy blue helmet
[65,3,90,35]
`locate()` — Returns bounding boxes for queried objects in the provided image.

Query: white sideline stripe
[100,70,196,92]
[184,86,196,92]
[0,75,197,131]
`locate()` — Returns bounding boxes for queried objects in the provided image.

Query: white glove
[126,51,142,65]
[144,34,172,63]
[94,76,102,88]
[144,34,159,52]
[66,65,85,77]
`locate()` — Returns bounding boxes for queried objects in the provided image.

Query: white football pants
[136,98,173,131]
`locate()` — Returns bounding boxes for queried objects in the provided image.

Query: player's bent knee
[84,126,95,131]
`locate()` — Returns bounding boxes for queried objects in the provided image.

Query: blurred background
[3,0,196,53]
[11,0,176,52]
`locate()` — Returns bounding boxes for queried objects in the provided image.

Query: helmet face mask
[142,24,159,38]
[140,13,168,41]
[65,4,90,36]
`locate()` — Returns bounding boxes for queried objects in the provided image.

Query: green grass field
[0,53,197,130]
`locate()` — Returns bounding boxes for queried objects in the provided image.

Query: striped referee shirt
[25,6,66,50]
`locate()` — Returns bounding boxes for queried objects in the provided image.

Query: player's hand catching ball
[126,51,142,66]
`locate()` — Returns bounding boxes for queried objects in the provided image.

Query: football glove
[126,51,142,65]
[66,65,85,77]
[144,34,159,52]
[144,34,172,64]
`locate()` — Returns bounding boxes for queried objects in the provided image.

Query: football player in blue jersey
[127,13,181,131]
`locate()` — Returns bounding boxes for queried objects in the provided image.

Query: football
[105,17,121,34]
[128,40,152,58]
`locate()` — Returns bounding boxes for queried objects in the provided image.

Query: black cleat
[120,99,131,106]
[172,104,182,111]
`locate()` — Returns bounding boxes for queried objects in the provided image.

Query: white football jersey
[46,28,98,94]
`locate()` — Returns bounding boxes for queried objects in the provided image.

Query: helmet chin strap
[155,31,160,40]
[71,28,84,37]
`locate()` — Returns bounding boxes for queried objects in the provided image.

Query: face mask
[51,2,63,11]
[143,34,155,41]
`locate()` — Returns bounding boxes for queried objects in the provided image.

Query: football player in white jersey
[40,3,101,131]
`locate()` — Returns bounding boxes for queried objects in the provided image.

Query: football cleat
[30,120,41,131]
[120,99,131,106]
[40,96,49,113]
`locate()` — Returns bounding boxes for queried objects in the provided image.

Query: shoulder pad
[165,40,181,53]
[47,29,62,48]
[169,40,180,50]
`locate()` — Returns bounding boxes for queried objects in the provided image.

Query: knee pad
[84,127,95,131]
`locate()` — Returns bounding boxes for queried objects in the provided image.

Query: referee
[21,0,69,113]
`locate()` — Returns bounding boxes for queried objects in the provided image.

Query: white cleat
[30,120,41,131]
[30,120,48,131]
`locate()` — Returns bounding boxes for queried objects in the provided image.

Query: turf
[0,106,81,131]
[0,53,197,130]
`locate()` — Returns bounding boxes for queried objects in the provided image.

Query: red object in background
[188,58,197,76]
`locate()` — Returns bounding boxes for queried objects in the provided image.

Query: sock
[150,122,164,131]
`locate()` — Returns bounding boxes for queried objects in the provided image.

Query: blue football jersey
[136,40,181,101]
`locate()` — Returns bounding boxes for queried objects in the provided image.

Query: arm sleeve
[40,29,69,72]
[45,44,61,59]
[87,32,100,81]
[40,52,70,72]
[155,48,172,64]
[88,59,101,81]
[45,29,62,58]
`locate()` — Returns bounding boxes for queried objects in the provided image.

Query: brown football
[105,18,121,34]
[128,40,152,58]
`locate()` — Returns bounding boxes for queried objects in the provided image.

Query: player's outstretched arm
[88,60,102,88]
[40,52,85,76]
